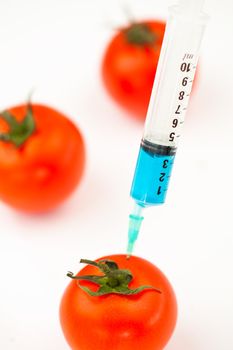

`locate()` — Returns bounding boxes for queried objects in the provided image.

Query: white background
[0,0,233,349]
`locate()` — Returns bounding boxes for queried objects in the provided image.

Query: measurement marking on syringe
[182,53,194,61]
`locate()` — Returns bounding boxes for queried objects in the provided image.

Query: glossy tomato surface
[0,104,85,212]
[102,21,166,119]
[60,254,177,350]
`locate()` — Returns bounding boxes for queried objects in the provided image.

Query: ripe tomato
[102,20,166,119]
[60,255,177,350]
[0,103,85,212]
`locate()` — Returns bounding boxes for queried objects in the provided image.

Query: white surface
[0,0,233,349]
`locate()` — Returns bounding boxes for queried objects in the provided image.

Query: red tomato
[102,20,199,120]
[102,20,166,119]
[0,103,85,212]
[60,255,177,350]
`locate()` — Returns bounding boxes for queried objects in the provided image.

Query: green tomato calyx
[67,258,162,297]
[125,23,156,46]
[0,103,35,147]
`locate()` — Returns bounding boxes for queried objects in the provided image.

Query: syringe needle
[127,204,144,257]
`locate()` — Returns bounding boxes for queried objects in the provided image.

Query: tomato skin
[60,254,177,350]
[0,104,85,212]
[102,21,166,119]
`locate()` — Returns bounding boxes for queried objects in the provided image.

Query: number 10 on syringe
[127,0,208,255]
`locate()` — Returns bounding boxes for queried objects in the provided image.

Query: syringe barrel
[143,6,208,148]
[130,5,208,208]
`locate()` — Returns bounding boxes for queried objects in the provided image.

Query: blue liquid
[130,145,175,207]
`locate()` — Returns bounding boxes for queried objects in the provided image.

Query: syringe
[127,0,208,256]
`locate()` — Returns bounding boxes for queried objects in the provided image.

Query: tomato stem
[67,259,162,297]
[125,23,156,46]
[0,103,36,147]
